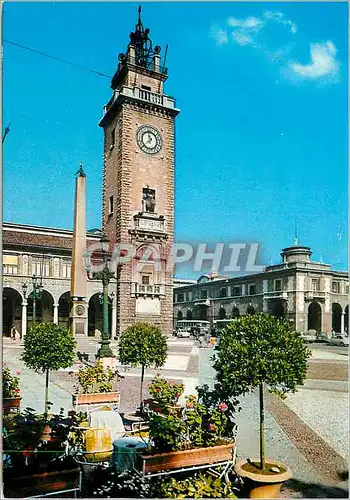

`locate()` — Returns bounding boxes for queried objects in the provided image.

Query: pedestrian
[11,325,16,340]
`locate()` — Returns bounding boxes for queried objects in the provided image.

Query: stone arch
[177,310,183,321]
[247,304,255,315]
[88,293,112,337]
[307,301,322,331]
[3,287,22,336]
[232,306,240,318]
[198,306,208,320]
[218,307,226,319]
[186,309,193,320]
[58,291,70,330]
[331,303,342,333]
[27,289,54,326]
[270,300,286,320]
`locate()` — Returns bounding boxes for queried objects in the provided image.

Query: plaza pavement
[2,337,349,497]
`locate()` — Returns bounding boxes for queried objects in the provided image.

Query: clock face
[136,125,162,155]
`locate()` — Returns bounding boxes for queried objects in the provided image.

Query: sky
[3,2,348,277]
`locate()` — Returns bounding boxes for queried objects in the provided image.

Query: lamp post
[84,234,115,358]
[25,275,43,327]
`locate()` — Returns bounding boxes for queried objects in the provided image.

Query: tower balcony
[100,86,179,125]
[131,282,165,297]
[304,291,326,301]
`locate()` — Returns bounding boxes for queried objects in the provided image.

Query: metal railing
[263,291,288,300]
[132,283,164,295]
[104,86,176,115]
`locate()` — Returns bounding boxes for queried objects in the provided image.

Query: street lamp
[23,275,43,327]
[84,234,115,358]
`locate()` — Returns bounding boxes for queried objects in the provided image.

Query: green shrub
[153,472,237,498]
[118,323,168,410]
[21,323,76,418]
[213,313,310,470]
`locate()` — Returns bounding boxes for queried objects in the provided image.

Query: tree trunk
[259,382,265,470]
[140,364,145,411]
[44,368,50,420]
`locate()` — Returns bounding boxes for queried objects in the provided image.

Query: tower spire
[76,162,86,178]
[137,4,142,28]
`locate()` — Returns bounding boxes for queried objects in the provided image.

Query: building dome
[281,245,312,263]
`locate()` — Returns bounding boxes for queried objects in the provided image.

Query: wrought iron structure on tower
[111,5,167,89]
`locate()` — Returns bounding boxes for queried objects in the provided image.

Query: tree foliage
[21,323,76,372]
[212,314,310,399]
[118,323,168,369]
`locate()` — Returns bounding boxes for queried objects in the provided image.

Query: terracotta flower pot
[4,468,81,498]
[3,396,21,413]
[234,458,292,499]
[137,442,235,474]
[72,391,120,406]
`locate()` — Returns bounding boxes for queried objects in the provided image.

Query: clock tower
[99,6,180,336]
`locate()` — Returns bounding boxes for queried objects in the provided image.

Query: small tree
[21,323,76,419]
[118,323,168,411]
[212,313,310,471]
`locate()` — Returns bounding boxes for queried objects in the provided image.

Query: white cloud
[267,43,295,63]
[232,30,255,47]
[223,11,297,50]
[210,26,228,45]
[263,11,297,34]
[288,41,339,80]
[210,11,340,85]
[228,16,264,30]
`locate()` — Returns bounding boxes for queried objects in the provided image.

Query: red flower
[218,402,228,412]
[14,388,20,393]
[155,387,161,392]
[208,423,216,431]
[186,402,194,409]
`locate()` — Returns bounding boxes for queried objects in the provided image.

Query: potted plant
[212,313,310,498]
[138,386,237,474]
[21,323,76,420]
[145,375,184,415]
[3,363,22,413]
[72,359,122,407]
[118,323,168,412]
[3,407,83,498]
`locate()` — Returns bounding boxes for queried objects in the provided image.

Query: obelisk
[70,164,88,336]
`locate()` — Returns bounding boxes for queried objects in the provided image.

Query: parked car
[176,328,191,339]
[328,335,349,347]
[300,332,316,343]
[315,332,330,343]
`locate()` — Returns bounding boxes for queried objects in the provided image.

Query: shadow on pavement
[286,476,348,498]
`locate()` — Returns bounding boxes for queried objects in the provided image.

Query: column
[53,303,59,324]
[21,301,27,339]
[84,303,89,337]
[111,295,117,339]
[341,312,345,334]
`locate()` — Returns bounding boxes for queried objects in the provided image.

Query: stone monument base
[97,356,117,370]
